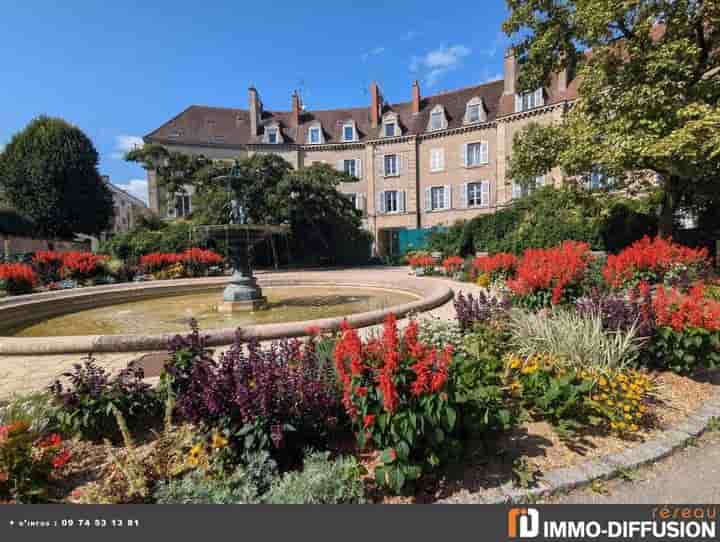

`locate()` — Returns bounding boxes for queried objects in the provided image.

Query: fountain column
[218,226,267,313]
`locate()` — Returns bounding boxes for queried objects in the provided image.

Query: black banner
[0,504,717,542]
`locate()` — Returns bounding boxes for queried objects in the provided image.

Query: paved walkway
[0,268,477,399]
[549,429,720,504]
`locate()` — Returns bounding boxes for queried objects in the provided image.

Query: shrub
[505,354,653,436]
[0,263,37,295]
[507,241,594,307]
[50,357,162,441]
[508,309,642,372]
[265,451,366,504]
[139,252,183,274]
[154,451,277,504]
[453,291,510,332]
[441,256,464,276]
[165,325,343,466]
[449,345,516,437]
[643,284,720,373]
[0,423,71,502]
[333,316,460,493]
[31,251,64,282]
[575,289,655,338]
[603,236,709,289]
[472,253,518,281]
[0,392,60,435]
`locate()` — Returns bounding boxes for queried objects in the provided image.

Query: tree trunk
[658,177,680,238]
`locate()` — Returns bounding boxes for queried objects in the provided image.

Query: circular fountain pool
[10,286,418,337]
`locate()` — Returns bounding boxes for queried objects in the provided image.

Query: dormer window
[308,124,323,144]
[464,97,487,124]
[342,121,357,142]
[427,105,447,132]
[263,122,283,144]
[514,89,545,113]
[382,113,400,138]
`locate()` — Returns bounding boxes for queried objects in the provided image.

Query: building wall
[147,108,566,256]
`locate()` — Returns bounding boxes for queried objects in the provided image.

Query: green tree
[0,116,114,238]
[503,0,720,236]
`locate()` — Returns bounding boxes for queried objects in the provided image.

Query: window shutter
[378,156,385,178]
[424,188,431,212]
[377,191,385,215]
[481,142,489,164]
[439,149,445,170]
[355,159,362,179]
[535,88,544,107]
[400,191,407,213]
[462,143,468,167]
[482,181,490,207]
[515,94,523,113]
[444,185,451,210]
[359,194,365,213]
[337,160,344,172]
[398,154,403,174]
[512,183,521,199]
[460,183,468,208]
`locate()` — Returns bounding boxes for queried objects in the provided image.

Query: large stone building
[102,176,149,236]
[144,50,579,256]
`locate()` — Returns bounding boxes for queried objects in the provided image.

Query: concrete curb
[438,383,720,504]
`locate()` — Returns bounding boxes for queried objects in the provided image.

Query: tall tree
[0,116,114,238]
[504,0,720,235]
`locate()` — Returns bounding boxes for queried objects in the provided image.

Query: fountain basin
[0,270,453,355]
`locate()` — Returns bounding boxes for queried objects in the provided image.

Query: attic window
[464,97,487,124]
[427,105,447,132]
[267,127,278,144]
[343,122,356,142]
[382,113,399,138]
[168,130,183,138]
[514,89,545,113]
[308,125,323,144]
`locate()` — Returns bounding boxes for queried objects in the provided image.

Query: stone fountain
[194,161,289,312]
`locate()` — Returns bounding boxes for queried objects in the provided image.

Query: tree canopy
[503,0,720,235]
[0,116,114,238]
[126,150,371,265]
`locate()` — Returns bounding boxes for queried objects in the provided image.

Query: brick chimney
[503,48,517,96]
[291,90,302,127]
[369,81,381,128]
[248,86,261,136]
[412,80,421,114]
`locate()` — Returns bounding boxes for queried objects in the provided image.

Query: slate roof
[145,76,574,148]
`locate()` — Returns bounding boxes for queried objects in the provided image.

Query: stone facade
[103,176,149,235]
[144,49,578,256]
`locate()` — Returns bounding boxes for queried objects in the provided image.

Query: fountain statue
[194,160,289,312]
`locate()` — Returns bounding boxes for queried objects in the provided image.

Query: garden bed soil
[373,370,718,504]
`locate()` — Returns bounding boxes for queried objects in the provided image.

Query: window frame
[309,127,321,144]
[384,190,399,213]
[174,193,192,217]
[384,121,396,138]
[343,159,357,178]
[465,141,489,167]
[430,148,445,172]
[467,104,481,123]
[383,154,399,177]
[343,122,356,142]
[467,182,483,207]
[430,186,446,211]
[267,127,278,144]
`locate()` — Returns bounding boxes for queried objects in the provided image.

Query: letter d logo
[508,508,540,538]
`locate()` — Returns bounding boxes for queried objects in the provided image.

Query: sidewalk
[549,430,720,504]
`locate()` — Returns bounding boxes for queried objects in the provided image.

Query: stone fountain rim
[0,271,453,355]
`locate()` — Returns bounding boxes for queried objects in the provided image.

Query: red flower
[51,449,71,470]
[37,433,62,449]
[653,284,720,332]
[441,256,464,274]
[472,252,518,277]
[507,241,592,305]
[603,236,709,288]
[408,255,437,269]
[363,415,376,429]
[305,325,322,336]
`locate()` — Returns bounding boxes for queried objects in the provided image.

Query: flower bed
[0,248,225,296]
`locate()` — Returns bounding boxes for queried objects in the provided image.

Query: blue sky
[0,1,510,203]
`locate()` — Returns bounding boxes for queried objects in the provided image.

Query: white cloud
[111,135,144,160]
[410,44,472,87]
[361,46,386,62]
[114,178,149,204]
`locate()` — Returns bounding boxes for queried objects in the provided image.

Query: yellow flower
[607,399,614,406]
[630,424,639,431]
[599,377,608,387]
[624,414,632,421]
[187,443,205,467]
[211,433,228,449]
[618,422,626,430]
[623,405,631,412]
